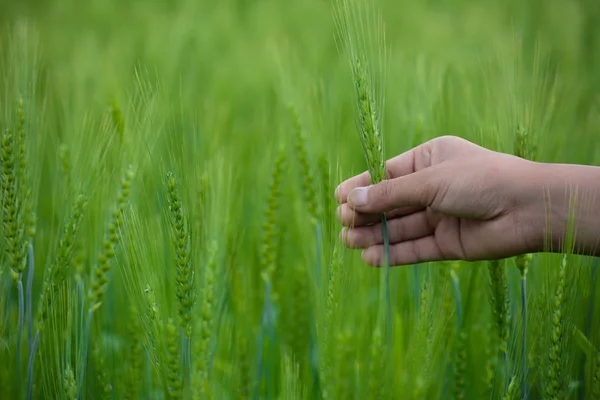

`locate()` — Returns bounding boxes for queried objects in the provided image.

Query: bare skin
[335,135,600,266]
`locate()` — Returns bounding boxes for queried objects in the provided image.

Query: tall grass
[1,0,600,399]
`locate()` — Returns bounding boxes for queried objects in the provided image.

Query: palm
[426,209,514,263]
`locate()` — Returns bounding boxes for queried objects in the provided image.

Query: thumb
[347,169,440,213]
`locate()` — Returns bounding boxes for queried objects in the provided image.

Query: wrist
[519,161,600,255]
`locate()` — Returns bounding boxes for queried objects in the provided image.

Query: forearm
[523,161,600,256]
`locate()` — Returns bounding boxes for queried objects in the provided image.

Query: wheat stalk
[333,329,353,400]
[1,112,31,394]
[545,255,567,399]
[28,193,86,399]
[192,241,217,400]
[515,253,532,399]
[513,124,536,400]
[454,331,468,400]
[124,306,143,400]
[320,245,342,400]
[80,166,134,397]
[334,0,391,348]
[488,259,510,392]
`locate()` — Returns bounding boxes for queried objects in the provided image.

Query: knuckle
[436,135,463,146]
[363,227,378,246]
[392,220,404,242]
[410,241,421,263]
[375,181,394,209]
[419,175,439,206]
[431,135,453,149]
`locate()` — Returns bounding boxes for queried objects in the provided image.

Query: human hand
[335,135,549,266]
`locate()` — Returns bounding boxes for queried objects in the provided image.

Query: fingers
[341,211,435,248]
[335,136,480,206]
[335,143,430,204]
[347,168,441,214]
[361,236,446,266]
[336,203,424,227]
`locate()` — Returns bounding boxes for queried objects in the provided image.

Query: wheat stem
[145,351,152,399]
[513,127,536,399]
[521,275,527,400]
[454,331,467,400]
[582,258,599,398]
[315,223,323,290]
[192,242,216,400]
[451,264,463,329]
[367,325,385,400]
[515,254,531,399]
[413,264,421,314]
[182,334,191,390]
[546,255,567,399]
[24,244,35,400]
[26,244,34,355]
[79,308,94,399]
[586,258,599,337]
[380,213,391,345]
[17,277,24,392]
[592,353,600,398]
[488,259,510,393]
[26,330,39,400]
[254,281,275,400]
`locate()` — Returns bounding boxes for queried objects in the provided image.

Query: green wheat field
[1,0,600,398]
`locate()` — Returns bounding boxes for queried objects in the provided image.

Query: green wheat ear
[487,259,510,394]
[334,0,388,184]
[260,148,285,285]
[110,99,125,139]
[193,240,217,400]
[165,171,194,338]
[289,103,321,232]
[1,127,28,281]
[353,57,386,184]
[335,0,391,347]
[36,193,86,330]
[88,165,135,312]
[514,125,537,162]
[63,364,77,400]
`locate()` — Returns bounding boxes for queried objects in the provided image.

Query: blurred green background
[2,0,600,399]
[2,0,599,163]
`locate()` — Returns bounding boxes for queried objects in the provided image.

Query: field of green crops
[1,0,600,398]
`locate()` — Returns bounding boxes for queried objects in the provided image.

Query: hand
[335,135,546,266]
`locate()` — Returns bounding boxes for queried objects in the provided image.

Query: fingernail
[361,248,376,266]
[348,187,369,207]
[340,227,348,244]
[334,186,342,203]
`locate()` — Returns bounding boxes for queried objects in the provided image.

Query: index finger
[335,145,422,204]
[335,170,371,203]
